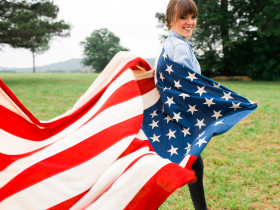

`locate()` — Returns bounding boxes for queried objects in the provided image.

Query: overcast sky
[0,0,170,68]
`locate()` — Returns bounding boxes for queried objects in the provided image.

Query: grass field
[1,73,279,209]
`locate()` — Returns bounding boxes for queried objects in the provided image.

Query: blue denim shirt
[163,30,201,74]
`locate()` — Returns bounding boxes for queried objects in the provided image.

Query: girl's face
[170,14,197,40]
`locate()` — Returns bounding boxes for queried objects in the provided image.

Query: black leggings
[188,155,207,210]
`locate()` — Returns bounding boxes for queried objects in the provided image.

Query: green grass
[1,73,98,120]
[1,73,279,209]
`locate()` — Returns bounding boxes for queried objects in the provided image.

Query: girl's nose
[186,17,194,24]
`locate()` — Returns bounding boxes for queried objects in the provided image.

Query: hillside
[0,57,155,73]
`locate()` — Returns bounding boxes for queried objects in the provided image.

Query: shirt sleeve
[171,44,193,70]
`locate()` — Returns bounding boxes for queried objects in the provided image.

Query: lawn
[1,73,279,209]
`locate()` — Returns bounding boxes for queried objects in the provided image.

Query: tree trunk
[220,0,230,76]
[32,51,36,73]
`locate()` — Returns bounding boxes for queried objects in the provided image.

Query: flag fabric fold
[0,50,256,209]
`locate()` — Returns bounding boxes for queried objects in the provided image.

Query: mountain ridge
[0,58,155,73]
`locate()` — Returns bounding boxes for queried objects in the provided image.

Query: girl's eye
[180,16,186,19]
[192,16,197,20]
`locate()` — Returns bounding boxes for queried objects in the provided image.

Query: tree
[0,0,71,72]
[155,12,167,40]
[81,28,128,73]
[229,0,280,80]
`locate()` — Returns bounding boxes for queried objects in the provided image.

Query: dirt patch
[212,76,252,81]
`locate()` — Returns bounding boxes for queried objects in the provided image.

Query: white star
[163,87,171,92]
[187,104,198,115]
[196,136,207,147]
[186,72,198,82]
[182,127,191,137]
[195,119,206,130]
[195,86,207,97]
[211,110,223,120]
[213,82,221,89]
[159,72,165,82]
[163,51,167,60]
[149,120,159,129]
[165,64,174,74]
[221,92,233,101]
[185,143,191,154]
[179,93,190,100]
[173,112,182,122]
[230,102,242,111]
[150,134,160,143]
[150,110,157,118]
[196,131,205,139]
[164,115,173,124]
[167,145,178,156]
[166,129,176,140]
[203,98,216,107]
[174,80,182,89]
[165,96,175,107]
[212,120,224,126]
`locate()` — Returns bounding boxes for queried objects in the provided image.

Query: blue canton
[141,49,257,164]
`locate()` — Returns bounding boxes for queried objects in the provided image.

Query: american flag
[141,49,257,167]
[0,49,256,209]
[0,52,196,210]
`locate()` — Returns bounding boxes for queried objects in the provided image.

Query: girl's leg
[188,155,207,210]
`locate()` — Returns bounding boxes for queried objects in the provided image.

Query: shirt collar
[168,30,192,47]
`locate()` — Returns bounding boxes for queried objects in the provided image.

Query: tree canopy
[81,28,128,73]
[0,0,71,72]
[156,0,280,80]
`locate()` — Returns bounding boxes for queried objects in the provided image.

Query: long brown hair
[165,0,198,30]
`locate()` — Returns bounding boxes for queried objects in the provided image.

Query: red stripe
[0,115,143,202]
[47,189,89,210]
[0,79,141,141]
[136,78,156,95]
[124,163,197,210]
[119,138,155,159]
[130,57,152,72]
[185,155,197,170]
[0,145,48,171]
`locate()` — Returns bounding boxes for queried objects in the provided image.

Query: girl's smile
[170,14,197,40]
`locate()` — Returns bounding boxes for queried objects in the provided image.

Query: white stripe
[86,155,170,210]
[0,96,143,187]
[0,136,138,210]
[135,129,149,140]
[179,154,190,168]
[0,69,137,154]
[142,88,160,110]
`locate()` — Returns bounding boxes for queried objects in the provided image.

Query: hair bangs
[176,0,198,18]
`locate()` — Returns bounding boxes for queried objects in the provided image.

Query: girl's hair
[165,0,198,30]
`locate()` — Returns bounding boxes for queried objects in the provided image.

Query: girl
[163,0,207,209]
